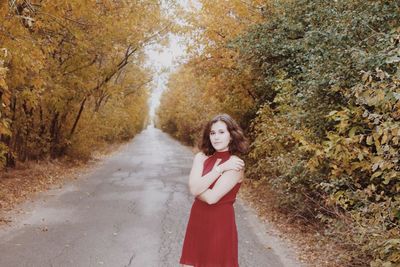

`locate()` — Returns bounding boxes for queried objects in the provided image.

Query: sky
[144,32,187,124]
[144,0,200,125]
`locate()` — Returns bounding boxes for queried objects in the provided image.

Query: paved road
[0,125,303,267]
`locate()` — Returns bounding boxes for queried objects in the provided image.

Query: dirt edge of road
[238,179,351,267]
[0,142,128,226]
[236,196,307,267]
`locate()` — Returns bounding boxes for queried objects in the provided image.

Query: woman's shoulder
[194,151,208,161]
[229,154,243,160]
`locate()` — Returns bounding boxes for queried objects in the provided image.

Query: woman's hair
[198,113,249,156]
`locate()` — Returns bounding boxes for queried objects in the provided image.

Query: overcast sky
[145,33,186,123]
[144,0,198,125]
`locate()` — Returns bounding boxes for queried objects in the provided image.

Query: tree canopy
[0,0,171,163]
[157,1,399,265]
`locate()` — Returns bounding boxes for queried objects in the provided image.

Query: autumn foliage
[0,0,169,164]
[157,0,399,266]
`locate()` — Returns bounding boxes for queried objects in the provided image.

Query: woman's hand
[220,156,245,172]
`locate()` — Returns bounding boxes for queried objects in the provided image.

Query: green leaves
[231,0,400,265]
[157,1,399,265]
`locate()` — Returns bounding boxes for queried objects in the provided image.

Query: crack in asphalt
[159,182,176,265]
[48,229,86,266]
[125,251,136,267]
[0,126,304,267]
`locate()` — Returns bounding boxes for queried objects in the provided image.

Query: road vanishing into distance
[0,124,304,267]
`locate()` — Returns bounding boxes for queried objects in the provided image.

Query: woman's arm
[188,152,223,196]
[196,168,244,205]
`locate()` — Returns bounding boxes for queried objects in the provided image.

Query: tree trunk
[69,96,86,137]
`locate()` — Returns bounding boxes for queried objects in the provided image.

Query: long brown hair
[198,114,249,156]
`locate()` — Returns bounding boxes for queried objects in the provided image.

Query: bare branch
[63,54,98,75]
[123,78,153,97]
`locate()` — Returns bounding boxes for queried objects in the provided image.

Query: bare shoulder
[229,155,244,161]
[194,151,207,161]
[224,167,245,183]
[228,154,244,183]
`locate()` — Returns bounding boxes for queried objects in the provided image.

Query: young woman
[179,113,249,267]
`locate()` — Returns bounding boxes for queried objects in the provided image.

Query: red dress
[179,150,242,267]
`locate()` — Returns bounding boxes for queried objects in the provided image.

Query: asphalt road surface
[0,124,304,267]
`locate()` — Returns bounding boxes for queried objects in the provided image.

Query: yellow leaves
[371,156,385,168]
[0,120,12,137]
[0,77,7,93]
[0,49,10,99]
[31,76,44,90]
[372,90,386,105]
[19,89,39,109]
[325,108,353,134]
[374,137,382,155]
[381,130,390,145]
[0,67,8,92]
[368,155,399,184]
[331,190,353,210]
[159,1,262,135]
[306,154,323,172]
[382,171,398,185]
[392,127,399,137]
[371,171,383,179]
[361,70,372,83]
[362,125,400,157]
[290,130,329,172]
[0,0,165,164]
[0,51,11,166]
[322,115,400,185]
[183,0,264,54]
[393,135,399,145]
[349,126,363,138]
[292,130,314,151]
[365,135,374,145]
[350,161,369,172]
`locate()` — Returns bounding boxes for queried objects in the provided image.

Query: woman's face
[209,120,231,152]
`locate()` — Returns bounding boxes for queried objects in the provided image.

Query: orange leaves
[191,0,264,45]
[157,1,265,141]
[0,0,167,165]
[0,51,9,98]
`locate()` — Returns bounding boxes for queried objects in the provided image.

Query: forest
[0,0,172,164]
[157,0,400,266]
[0,0,399,266]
